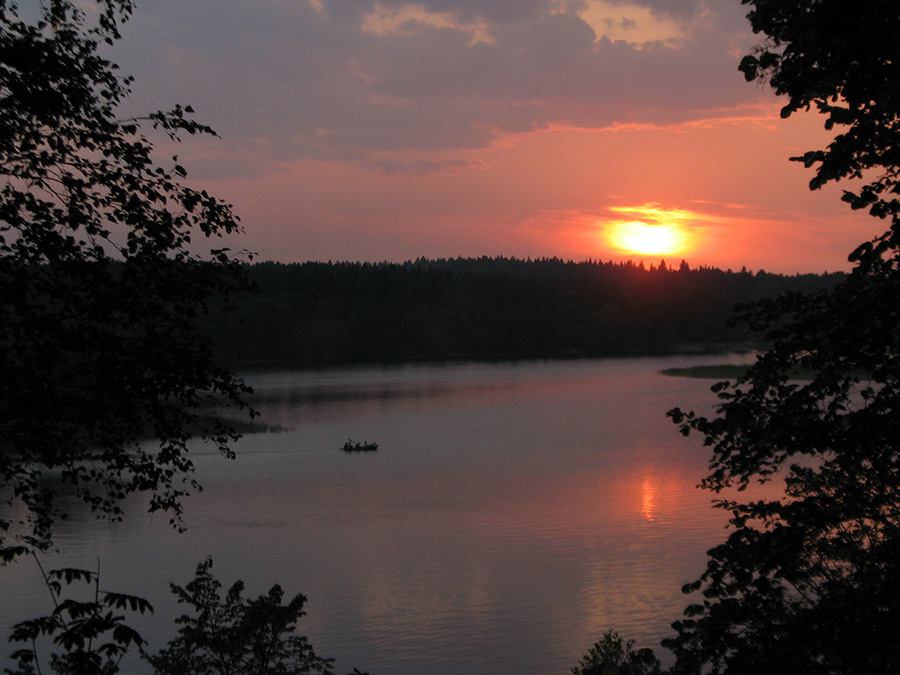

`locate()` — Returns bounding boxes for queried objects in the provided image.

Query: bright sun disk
[609,221,685,256]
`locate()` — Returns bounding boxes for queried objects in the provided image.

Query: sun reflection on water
[641,476,658,522]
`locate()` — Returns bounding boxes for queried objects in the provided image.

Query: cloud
[361,2,494,44]
[99,0,864,274]
[359,157,483,175]
[114,0,756,169]
[386,0,560,24]
[575,1,687,47]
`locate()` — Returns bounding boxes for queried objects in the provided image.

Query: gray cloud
[365,0,560,23]
[113,0,758,173]
[359,157,483,175]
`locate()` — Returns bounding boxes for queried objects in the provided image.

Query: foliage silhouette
[5,557,358,675]
[655,1,900,673]
[5,555,153,675]
[0,0,253,559]
[739,0,900,230]
[665,269,900,674]
[145,558,343,675]
[570,630,662,675]
[0,5,366,675]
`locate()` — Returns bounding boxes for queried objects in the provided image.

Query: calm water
[2,355,755,674]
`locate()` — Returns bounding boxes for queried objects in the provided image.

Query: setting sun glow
[602,204,699,258]
[612,221,684,255]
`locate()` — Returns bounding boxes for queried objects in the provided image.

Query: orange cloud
[575,0,686,48]
[361,2,494,44]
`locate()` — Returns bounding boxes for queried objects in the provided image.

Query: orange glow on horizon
[610,221,685,255]
[601,204,701,258]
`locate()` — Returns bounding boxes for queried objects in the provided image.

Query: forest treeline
[206,257,845,367]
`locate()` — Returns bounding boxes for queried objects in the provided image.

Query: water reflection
[1,356,749,675]
[245,362,535,427]
[642,476,658,522]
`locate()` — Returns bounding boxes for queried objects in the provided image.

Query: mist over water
[1,355,758,674]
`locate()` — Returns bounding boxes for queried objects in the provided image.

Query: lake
[1,355,756,674]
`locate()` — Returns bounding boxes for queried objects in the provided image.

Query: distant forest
[206,257,846,368]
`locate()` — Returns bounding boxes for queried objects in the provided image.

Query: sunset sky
[110,0,880,273]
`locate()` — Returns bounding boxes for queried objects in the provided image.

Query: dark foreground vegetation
[207,258,844,367]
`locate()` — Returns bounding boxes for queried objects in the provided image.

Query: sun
[609,221,686,256]
[599,204,701,258]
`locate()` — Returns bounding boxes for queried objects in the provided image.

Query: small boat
[342,440,378,452]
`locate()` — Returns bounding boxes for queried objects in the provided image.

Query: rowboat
[342,440,378,452]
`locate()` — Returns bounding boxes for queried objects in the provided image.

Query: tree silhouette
[661,1,900,673]
[0,0,253,559]
[146,558,338,675]
[571,630,662,675]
